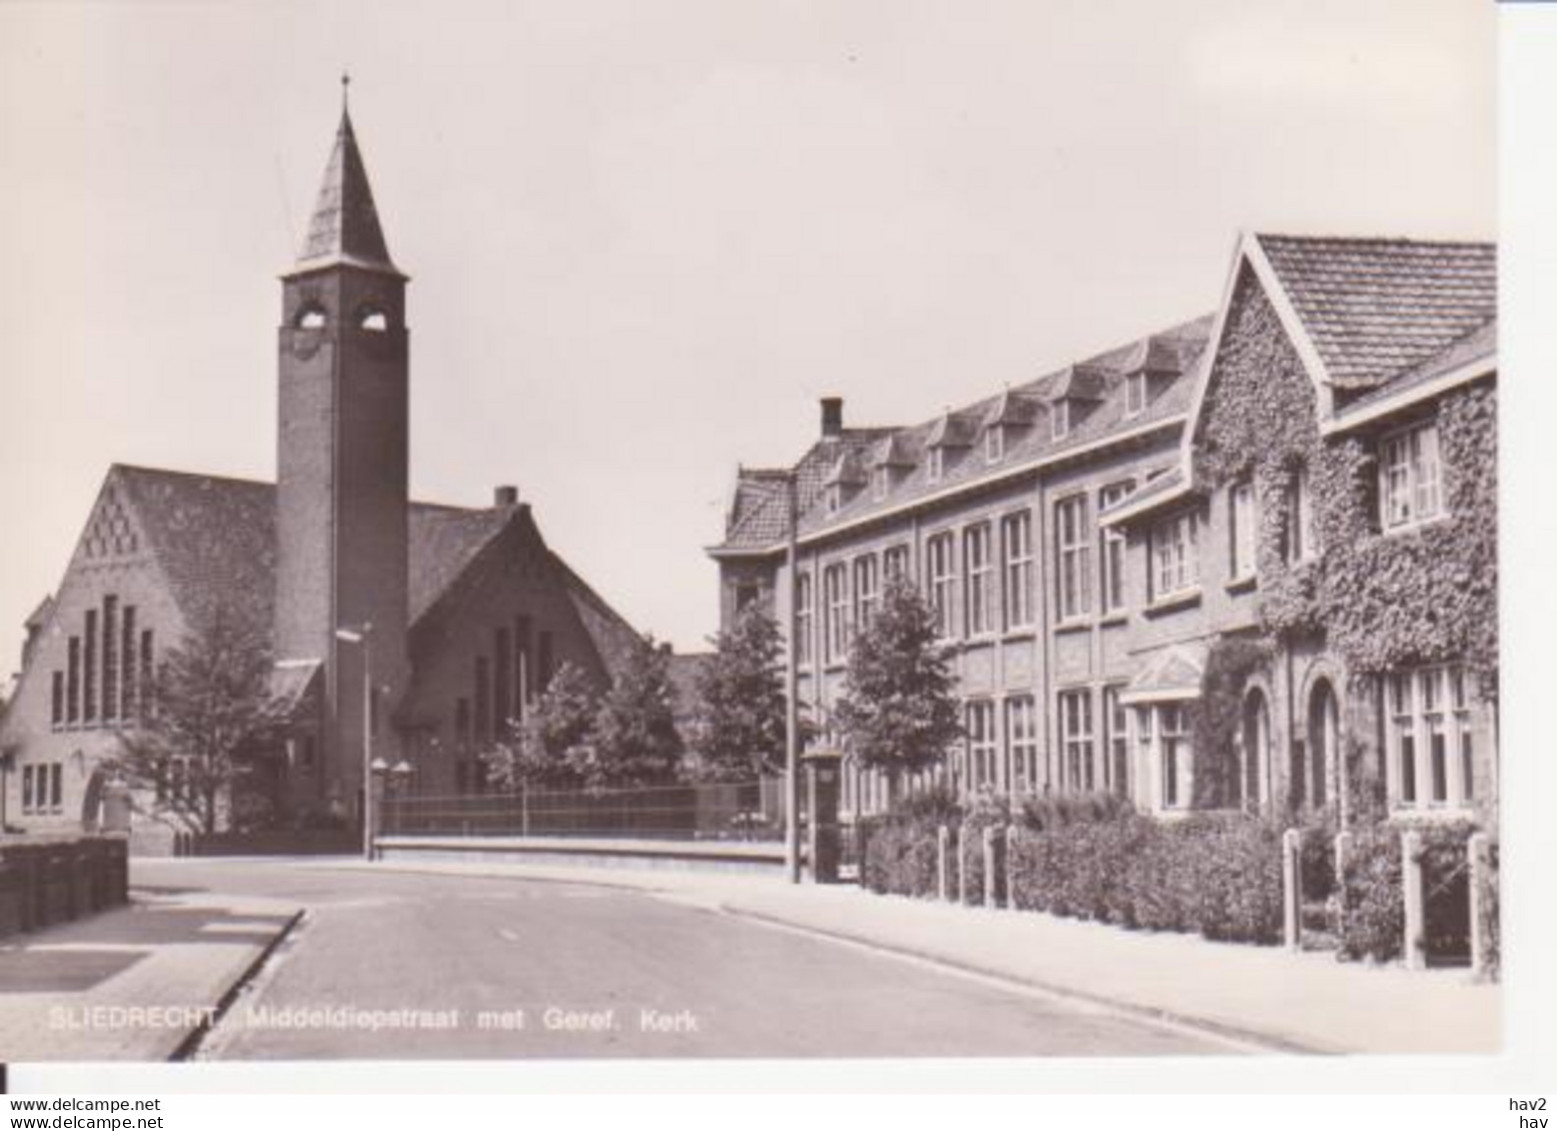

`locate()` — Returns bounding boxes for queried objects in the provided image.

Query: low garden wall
[0,835,130,940]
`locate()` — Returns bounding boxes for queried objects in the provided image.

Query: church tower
[275,90,410,812]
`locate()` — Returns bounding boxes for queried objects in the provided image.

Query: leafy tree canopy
[687,604,788,782]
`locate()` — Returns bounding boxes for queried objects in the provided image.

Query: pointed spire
[293,83,400,276]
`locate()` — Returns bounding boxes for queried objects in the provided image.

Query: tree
[481,661,597,792]
[832,574,963,801]
[113,606,282,835]
[583,636,683,790]
[686,604,788,782]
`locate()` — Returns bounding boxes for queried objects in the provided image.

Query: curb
[714,904,1335,1056]
[168,908,306,1062]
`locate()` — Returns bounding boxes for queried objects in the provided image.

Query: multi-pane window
[1104,686,1129,797]
[139,629,155,715]
[853,554,880,631]
[1007,696,1038,794]
[51,672,64,728]
[825,484,843,516]
[964,523,994,636]
[1055,494,1093,621]
[67,636,81,724]
[121,605,137,718]
[1380,422,1443,531]
[1388,665,1476,809]
[823,563,851,663]
[926,532,958,637]
[102,596,118,721]
[928,448,946,484]
[1229,480,1257,580]
[965,700,998,793]
[795,572,813,666]
[1151,510,1200,600]
[883,545,911,581]
[1000,511,1034,630]
[1160,704,1189,808]
[1058,688,1094,792]
[1125,372,1146,417]
[872,466,891,502]
[985,427,1004,464]
[1099,482,1132,613]
[1136,705,1155,801]
[21,763,63,815]
[83,608,98,723]
[1284,467,1317,564]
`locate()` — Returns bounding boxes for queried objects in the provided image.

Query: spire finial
[341,71,351,112]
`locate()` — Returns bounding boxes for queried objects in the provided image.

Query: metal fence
[380,778,786,842]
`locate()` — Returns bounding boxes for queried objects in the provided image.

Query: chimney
[493,485,519,508]
[820,396,844,438]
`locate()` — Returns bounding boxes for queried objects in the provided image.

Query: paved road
[133,859,1236,1059]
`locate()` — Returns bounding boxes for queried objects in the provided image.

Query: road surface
[131,858,1238,1059]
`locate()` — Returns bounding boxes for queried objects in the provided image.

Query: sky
[0,0,1496,660]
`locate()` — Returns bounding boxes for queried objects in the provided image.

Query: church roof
[292,107,401,277]
[105,465,636,675]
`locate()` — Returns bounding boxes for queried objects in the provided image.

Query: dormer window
[1051,401,1070,442]
[826,484,844,515]
[928,448,946,483]
[985,427,1004,464]
[871,465,891,502]
[1125,372,1146,417]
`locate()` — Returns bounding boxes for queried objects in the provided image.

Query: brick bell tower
[276,84,411,817]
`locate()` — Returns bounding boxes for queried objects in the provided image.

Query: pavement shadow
[0,949,147,994]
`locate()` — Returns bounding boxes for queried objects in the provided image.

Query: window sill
[1380,512,1452,539]
[1098,612,1129,628]
[1144,589,1203,616]
[1054,618,1094,635]
[1225,575,1258,595]
[1389,803,1478,823]
[1001,628,1037,643]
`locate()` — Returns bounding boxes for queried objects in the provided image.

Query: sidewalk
[320,856,1499,1055]
[0,885,302,1061]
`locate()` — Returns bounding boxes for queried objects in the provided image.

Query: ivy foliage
[1192,271,1497,693]
[1190,635,1273,809]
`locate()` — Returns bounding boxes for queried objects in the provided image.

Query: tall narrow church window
[83,609,98,723]
[102,596,118,721]
[455,697,471,750]
[494,627,511,736]
[67,637,81,723]
[538,632,554,692]
[51,672,64,728]
[514,616,531,714]
[139,629,155,717]
[121,606,137,718]
[474,657,491,744]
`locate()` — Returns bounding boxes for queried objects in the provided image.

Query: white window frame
[1229,479,1257,581]
[926,532,958,638]
[1125,371,1146,417]
[1006,696,1038,794]
[883,544,911,581]
[1284,467,1318,564]
[871,465,891,502]
[964,522,995,637]
[1055,493,1093,621]
[853,554,880,631]
[1058,688,1095,793]
[1051,400,1070,441]
[1379,421,1443,532]
[928,447,946,484]
[794,572,813,667]
[965,700,998,794]
[1159,704,1188,809]
[1151,509,1200,600]
[1099,481,1133,613]
[985,426,1004,464]
[825,483,843,516]
[822,563,851,665]
[1103,686,1129,797]
[1000,510,1034,630]
[1386,664,1476,811]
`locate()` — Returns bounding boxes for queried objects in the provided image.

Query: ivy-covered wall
[1191,267,1498,696]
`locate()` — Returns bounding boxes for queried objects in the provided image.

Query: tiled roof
[721,430,892,551]
[293,108,399,275]
[1334,318,1497,421]
[270,660,323,720]
[107,467,630,670]
[1098,465,1188,526]
[1255,235,1496,389]
[714,315,1213,553]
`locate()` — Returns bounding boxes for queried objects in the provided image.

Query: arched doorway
[1308,679,1339,811]
[1242,688,1270,809]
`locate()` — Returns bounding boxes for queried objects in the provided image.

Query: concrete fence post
[982,825,998,909]
[957,822,970,905]
[1282,828,1302,952]
[1333,830,1352,921]
[1003,825,1018,911]
[937,825,950,902]
[1401,828,1426,972]
[1468,831,1491,977]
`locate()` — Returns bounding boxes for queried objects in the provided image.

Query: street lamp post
[784,470,802,885]
[335,622,374,861]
